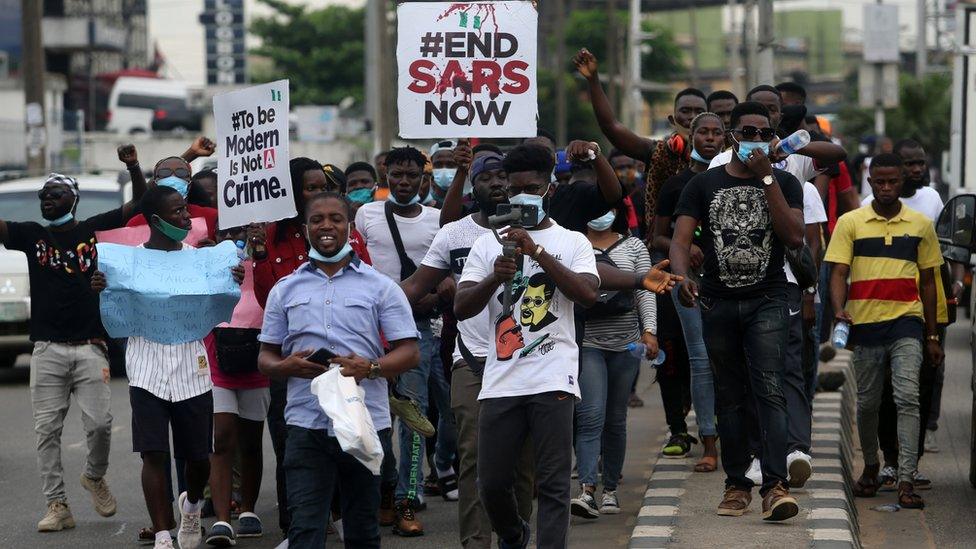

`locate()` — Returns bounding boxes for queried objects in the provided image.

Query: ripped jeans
[700,293,790,495]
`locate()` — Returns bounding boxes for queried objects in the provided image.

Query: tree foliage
[838,73,951,167]
[249,0,365,106]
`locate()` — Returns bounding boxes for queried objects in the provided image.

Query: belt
[61,338,107,347]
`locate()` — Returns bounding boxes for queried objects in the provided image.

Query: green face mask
[151,214,189,242]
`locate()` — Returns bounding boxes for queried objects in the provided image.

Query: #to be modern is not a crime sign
[397,1,538,139]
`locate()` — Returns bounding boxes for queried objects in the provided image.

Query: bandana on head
[43,173,79,196]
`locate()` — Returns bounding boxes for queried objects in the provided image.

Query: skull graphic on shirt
[708,186,772,287]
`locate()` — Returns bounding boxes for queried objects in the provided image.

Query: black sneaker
[438,472,459,501]
[498,520,530,549]
[662,433,697,458]
[570,489,600,519]
[206,521,236,547]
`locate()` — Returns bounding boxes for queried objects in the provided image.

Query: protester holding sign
[0,164,147,533]
[91,185,244,549]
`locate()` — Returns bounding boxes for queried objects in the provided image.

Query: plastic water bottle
[626,343,666,367]
[776,129,811,155]
[235,239,248,260]
[831,321,850,349]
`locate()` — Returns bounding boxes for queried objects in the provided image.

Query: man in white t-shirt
[354,146,446,536]
[456,144,600,549]
[708,85,846,489]
[401,152,533,548]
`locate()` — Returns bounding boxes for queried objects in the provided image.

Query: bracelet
[531,245,544,260]
[926,334,940,342]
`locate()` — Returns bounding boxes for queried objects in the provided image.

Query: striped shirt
[583,235,657,351]
[125,242,213,402]
[824,204,943,346]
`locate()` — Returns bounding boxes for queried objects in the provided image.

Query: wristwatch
[367,360,382,380]
[926,335,940,342]
[761,174,775,186]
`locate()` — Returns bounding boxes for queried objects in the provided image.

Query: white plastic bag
[310,368,384,475]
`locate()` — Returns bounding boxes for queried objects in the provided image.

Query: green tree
[838,73,951,167]
[249,0,365,106]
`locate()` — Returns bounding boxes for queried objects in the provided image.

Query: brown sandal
[695,455,718,473]
[898,482,925,509]
[853,476,879,497]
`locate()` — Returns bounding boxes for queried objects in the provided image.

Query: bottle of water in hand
[626,342,666,367]
[777,129,811,155]
[235,239,248,260]
[831,321,850,349]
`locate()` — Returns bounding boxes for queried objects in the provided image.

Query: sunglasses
[730,126,777,141]
[38,188,71,201]
[156,167,191,179]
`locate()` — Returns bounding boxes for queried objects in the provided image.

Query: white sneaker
[786,450,813,488]
[177,492,203,549]
[924,429,940,453]
[37,500,76,532]
[154,536,175,549]
[745,458,762,487]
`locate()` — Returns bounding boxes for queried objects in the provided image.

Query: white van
[106,77,189,135]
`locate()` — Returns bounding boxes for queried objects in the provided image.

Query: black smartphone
[307,348,337,366]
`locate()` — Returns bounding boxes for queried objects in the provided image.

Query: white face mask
[587,210,616,231]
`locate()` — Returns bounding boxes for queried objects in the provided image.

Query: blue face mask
[346,188,375,204]
[157,175,189,198]
[690,148,709,164]
[433,168,456,190]
[587,210,616,231]
[49,212,74,226]
[386,191,420,207]
[509,184,549,227]
[734,140,770,163]
[306,227,353,263]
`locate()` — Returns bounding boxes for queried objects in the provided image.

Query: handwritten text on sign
[397,1,537,138]
[214,80,295,229]
[96,241,242,344]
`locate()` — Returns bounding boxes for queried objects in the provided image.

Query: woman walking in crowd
[651,112,725,472]
[571,206,657,519]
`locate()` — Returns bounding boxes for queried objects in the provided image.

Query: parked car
[106,77,189,135]
[935,194,976,487]
[151,103,203,134]
[0,174,129,375]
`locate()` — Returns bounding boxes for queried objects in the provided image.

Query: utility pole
[21,0,46,173]
[366,0,392,155]
[916,0,928,77]
[756,0,775,85]
[555,0,567,145]
[875,0,886,137]
[727,0,744,98]
[688,8,701,88]
[626,0,642,131]
[743,0,756,88]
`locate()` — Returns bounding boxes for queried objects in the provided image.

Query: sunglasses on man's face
[730,126,777,141]
[156,167,191,180]
[38,188,71,201]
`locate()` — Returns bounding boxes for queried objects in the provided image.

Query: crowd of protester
[3,46,957,549]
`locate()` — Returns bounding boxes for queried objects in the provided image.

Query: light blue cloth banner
[96,241,242,344]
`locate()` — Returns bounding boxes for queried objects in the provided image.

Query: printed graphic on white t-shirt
[459,222,599,400]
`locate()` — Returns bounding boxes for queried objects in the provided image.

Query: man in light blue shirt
[258,192,420,548]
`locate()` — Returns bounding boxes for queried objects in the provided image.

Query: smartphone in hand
[307,348,338,367]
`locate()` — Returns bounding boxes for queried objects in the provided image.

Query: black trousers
[478,391,574,549]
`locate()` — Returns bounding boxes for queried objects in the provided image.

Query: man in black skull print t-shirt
[669,101,805,523]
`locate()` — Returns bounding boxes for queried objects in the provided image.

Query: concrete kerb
[628,352,862,549]
[808,352,862,549]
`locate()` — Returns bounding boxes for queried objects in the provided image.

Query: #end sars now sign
[396,1,538,139]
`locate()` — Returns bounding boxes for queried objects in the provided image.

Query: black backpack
[588,238,635,319]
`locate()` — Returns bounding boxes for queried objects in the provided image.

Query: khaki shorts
[212,386,271,422]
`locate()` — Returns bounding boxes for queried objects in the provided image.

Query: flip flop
[853,476,879,498]
[695,455,718,473]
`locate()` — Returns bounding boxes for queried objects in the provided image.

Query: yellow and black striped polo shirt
[824,204,943,345]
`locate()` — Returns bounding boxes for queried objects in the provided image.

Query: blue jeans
[670,286,717,437]
[283,426,380,548]
[396,320,457,501]
[574,347,640,490]
[700,294,790,494]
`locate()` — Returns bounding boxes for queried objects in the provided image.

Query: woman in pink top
[207,225,270,543]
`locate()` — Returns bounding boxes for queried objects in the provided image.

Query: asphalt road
[857,322,976,548]
[0,359,666,548]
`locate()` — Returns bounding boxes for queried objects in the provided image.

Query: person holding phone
[258,192,420,548]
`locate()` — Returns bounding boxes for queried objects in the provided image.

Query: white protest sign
[396,1,537,139]
[214,80,294,229]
